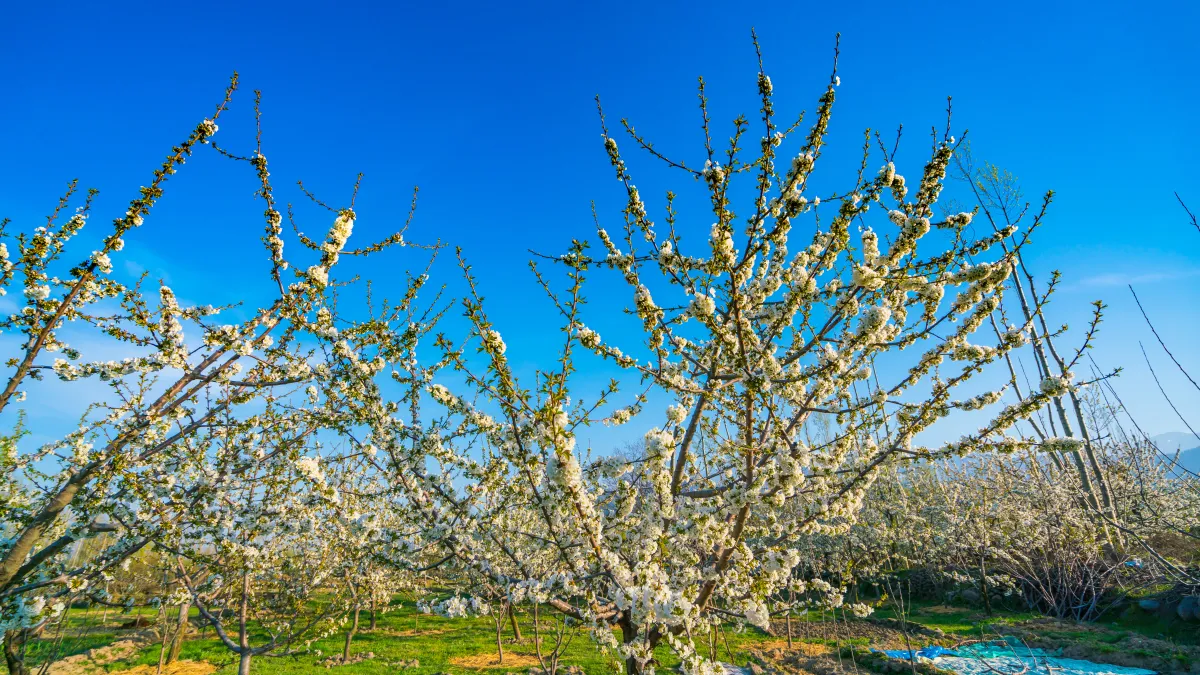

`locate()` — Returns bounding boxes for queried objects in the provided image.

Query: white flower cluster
[689,291,716,318]
[295,455,325,482]
[24,284,50,302]
[0,595,65,632]
[1039,373,1074,397]
[577,324,602,349]
[482,328,506,355]
[91,250,113,274]
[418,595,488,619]
[1041,436,1085,454]
[701,160,726,187]
[306,210,355,290]
[605,407,635,426]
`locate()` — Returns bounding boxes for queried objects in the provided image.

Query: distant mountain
[1149,432,1200,475]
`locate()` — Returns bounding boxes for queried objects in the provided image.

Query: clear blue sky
[1,0,1197,447]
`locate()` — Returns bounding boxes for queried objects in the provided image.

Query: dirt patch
[766,618,941,651]
[750,647,845,675]
[756,641,835,656]
[750,618,963,675]
[110,662,217,675]
[47,633,156,675]
[39,630,216,675]
[449,652,542,669]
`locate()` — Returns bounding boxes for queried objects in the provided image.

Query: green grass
[10,604,164,669]
[95,597,780,675]
[870,602,1042,637]
[18,631,119,666]
[1104,605,1200,644]
[13,597,1200,674]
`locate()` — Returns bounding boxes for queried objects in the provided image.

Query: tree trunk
[0,467,93,592]
[620,616,643,675]
[507,600,522,641]
[533,603,544,668]
[979,549,993,616]
[494,612,505,664]
[238,574,251,675]
[342,606,360,661]
[167,596,192,663]
[157,606,170,675]
[786,587,794,649]
[4,629,31,675]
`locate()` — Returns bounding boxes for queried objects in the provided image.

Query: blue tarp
[956,636,1049,658]
[872,639,1155,675]
[935,654,1155,675]
[874,646,960,660]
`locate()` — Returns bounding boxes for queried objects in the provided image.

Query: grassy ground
[11,597,1200,674]
[17,597,776,675]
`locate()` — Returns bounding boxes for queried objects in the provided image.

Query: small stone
[1138,599,1161,612]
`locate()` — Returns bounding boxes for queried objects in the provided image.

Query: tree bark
[620,615,644,675]
[167,596,192,663]
[0,465,94,592]
[342,606,360,661]
[979,548,993,616]
[494,612,505,664]
[507,600,522,641]
[238,574,251,675]
[4,629,31,675]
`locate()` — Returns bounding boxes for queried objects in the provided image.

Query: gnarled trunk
[167,596,192,663]
[4,629,31,675]
[619,614,646,675]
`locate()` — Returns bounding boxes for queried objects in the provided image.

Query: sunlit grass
[17,597,1199,674]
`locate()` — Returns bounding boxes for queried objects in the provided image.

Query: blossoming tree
[170,428,346,675]
[376,39,1086,675]
[0,77,433,673]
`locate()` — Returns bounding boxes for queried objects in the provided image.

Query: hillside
[1150,432,1200,474]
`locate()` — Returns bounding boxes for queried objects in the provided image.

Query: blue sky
[1,0,1197,448]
